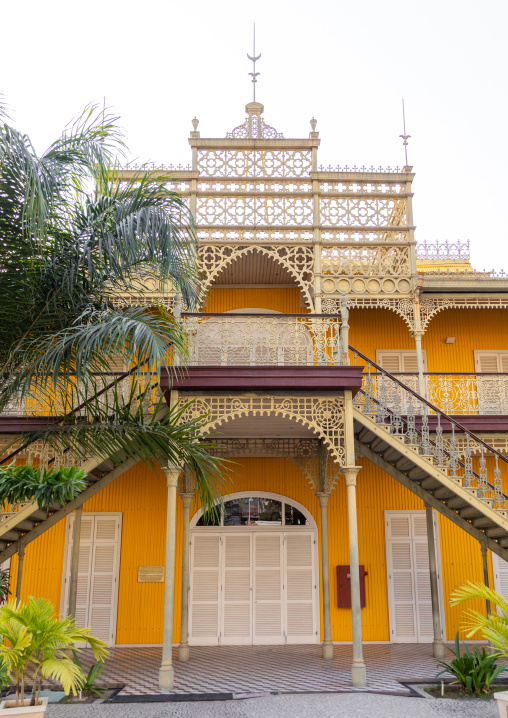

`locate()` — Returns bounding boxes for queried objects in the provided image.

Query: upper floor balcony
[1,312,508,421]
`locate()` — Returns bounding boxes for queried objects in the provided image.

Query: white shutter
[222,534,252,645]
[63,515,94,629]
[386,515,417,641]
[412,514,433,641]
[189,534,221,645]
[88,517,120,645]
[253,533,284,644]
[285,532,316,644]
[62,514,121,647]
[377,351,426,373]
[492,552,508,600]
[386,511,444,644]
[475,352,502,373]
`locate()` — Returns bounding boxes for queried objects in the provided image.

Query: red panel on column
[337,565,367,608]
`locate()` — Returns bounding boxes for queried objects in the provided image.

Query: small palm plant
[451,580,508,657]
[0,597,107,708]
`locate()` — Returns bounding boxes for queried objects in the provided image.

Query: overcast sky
[2,0,507,271]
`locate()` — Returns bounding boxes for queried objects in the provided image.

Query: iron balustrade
[181,313,346,367]
[350,346,508,513]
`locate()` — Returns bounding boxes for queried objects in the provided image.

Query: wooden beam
[356,441,508,563]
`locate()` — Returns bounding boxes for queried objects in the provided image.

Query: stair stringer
[356,439,508,563]
[353,410,508,556]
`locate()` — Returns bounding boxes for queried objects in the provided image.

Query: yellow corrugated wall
[12,454,497,643]
[204,287,305,313]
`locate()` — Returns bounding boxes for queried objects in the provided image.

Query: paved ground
[73,643,448,696]
[47,693,499,718]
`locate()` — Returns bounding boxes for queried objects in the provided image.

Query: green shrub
[437,633,505,695]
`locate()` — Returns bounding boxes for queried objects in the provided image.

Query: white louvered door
[62,513,121,647]
[88,516,121,644]
[222,534,252,645]
[386,511,444,643]
[189,529,318,646]
[253,533,284,644]
[285,532,316,644]
[189,534,221,645]
[492,552,508,601]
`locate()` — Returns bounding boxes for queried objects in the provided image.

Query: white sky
[2,0,507,271]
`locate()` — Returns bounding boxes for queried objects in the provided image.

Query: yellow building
[2,101,508,690]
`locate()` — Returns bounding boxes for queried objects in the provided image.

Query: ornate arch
[190,491,316,528]
[178,394,345,466]
[199,245,315,311]
[321,296,415,332]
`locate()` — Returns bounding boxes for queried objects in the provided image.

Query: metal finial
[247,23,261,102]
[399,99,411,167]
[192,117,199,130]
[310,117,317,132]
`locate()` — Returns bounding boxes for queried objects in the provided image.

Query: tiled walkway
[76,643,445,696]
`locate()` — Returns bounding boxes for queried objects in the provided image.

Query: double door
[189,531,317,646]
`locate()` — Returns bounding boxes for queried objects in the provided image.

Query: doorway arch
[189,492,319,646]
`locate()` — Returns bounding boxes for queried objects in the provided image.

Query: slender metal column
[68,506,83,618]
[15,541,25,602]
[425,506,445,658]
[159,465,181,690]
[317,489,333,659]
[343,388,366,688]
[412,331,426,398]
[178,491,194,662]
[481,543,491,618]
[343,466,366,687]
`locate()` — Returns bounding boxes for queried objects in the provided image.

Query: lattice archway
[178,394,345,466]
[199,245,315,311]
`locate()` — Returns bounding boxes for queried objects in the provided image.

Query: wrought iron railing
[361,373,508,416]
[351,346,508,512]
[181,313,346,367]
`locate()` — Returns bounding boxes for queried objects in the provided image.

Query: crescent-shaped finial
[247,53,262,62]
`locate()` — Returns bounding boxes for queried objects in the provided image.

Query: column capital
[342,466,361,486]
[411,330,425,340]
[316,491,331,507]
[179,492,195,507]
[163,465,182,488]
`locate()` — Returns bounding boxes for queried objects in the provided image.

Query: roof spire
[399,99,411,168]
[247,24,261,102]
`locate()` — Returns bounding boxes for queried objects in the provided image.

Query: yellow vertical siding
[14,454,494,644]
[348,308,508,373]
[204,288,305,313]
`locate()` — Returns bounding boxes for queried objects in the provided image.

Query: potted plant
[0,596,107,715]
[451,581,508,715]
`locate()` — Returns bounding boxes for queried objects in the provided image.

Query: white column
[425,506,445,659]
[411,331,426,398]
[317,490,333,659]
[178,492,194,662]
[343,466,366,687]
[159,465,181,690]
[480,543,492,618]
[68,506,83,618]
[15,541,25,603]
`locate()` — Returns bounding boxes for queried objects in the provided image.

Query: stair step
[486,527,508,539]
[459,507,484,519]
[383,448,403,462]
[434,487,455,500]
[421,478,442,491]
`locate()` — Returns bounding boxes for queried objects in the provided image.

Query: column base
[351,661,366,688]
[158,663,174,691]
[178,643,190,662]
[433,639,446,660]
[322,640,334,659]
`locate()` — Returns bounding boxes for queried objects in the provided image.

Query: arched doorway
[189,492,319,646]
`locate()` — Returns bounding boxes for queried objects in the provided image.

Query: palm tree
[451,581,508,658]
[0,98,226,508]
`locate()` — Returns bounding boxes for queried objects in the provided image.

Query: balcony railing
[360,373,508,416]
[181,313,345,367]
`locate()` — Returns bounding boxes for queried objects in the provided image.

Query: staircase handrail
[349,344,508,470]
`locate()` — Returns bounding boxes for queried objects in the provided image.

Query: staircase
[351,346,508,562]
[0,374,165,563]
